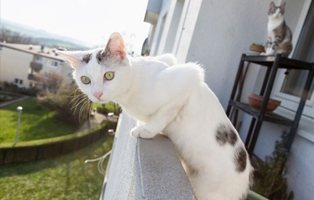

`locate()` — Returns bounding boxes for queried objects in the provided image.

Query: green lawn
[0,98,79,143]
[0,135,113,200]
[92,102,116,111]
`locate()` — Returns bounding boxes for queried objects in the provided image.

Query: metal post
[226,54,245,116]
[15,106,23,143]
[247,54,281,156]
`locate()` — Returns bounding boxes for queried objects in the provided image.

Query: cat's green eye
[81,76,91,84]
[104,72,115,80]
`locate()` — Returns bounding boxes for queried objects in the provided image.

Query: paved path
[74,112,117,133]
[0,96,29,108]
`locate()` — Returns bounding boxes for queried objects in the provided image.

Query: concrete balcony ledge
[101,113,196,200]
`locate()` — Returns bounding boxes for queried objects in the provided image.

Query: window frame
[271,0,314,119]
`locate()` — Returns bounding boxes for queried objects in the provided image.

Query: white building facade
[0,43,72,88]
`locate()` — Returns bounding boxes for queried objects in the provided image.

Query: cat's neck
[268,17,284,32]
[110,56,140,107]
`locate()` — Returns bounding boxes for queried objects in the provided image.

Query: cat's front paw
[260,52,266,55]
[130,126,156,139]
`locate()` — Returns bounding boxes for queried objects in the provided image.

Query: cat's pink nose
[93,92,103,100]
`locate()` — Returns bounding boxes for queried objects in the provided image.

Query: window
[37,56,42,62]
[48,60,59,68]
[272,0,314,118]
[14,78,23,86]
[52,61,58,67]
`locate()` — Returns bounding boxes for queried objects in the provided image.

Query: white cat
[58,32,253,200]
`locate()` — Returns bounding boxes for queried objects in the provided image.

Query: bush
[253,132,294,200]
[37,83,91,125]
[96,102,121,116]
[0,81,39,96]
[35,70,64,94]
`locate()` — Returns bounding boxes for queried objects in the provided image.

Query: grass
[92,102,116,111]
[0,98,79,143]
[0,121,106,148]
[0,135,113,200]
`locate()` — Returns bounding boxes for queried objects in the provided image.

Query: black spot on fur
[216,124,238,146]
[82,53,92,63]
[96,47,112,64]
[216,125,228,145]
[229,129,238,146]
[96,50,104,63]
[235,147,247,172]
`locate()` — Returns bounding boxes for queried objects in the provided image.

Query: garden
[0,97,79,143]
[0,91,22,104]
[0,135,113,200]
[0,71,119,199]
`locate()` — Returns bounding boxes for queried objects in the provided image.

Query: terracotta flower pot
[248,93,281,113]
[249,44,265,53]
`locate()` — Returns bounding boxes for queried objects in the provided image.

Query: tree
[0,28,34,44]
[36,70,64,94]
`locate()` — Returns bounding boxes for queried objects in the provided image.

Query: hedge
[0,120,114,165]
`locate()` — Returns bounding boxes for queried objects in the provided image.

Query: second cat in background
[262,1,293,57]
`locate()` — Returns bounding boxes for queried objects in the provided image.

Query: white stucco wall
[186,0,271,108]
[150,0,174,55]
[185,0,314,199]
[163,0,184,53]
[0,47,33,88]
[173,0,202,62]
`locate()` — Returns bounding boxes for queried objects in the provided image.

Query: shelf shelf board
[228,101,294,126]
[242,55,313,70]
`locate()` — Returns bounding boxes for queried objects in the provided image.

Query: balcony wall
[101,113,196,200]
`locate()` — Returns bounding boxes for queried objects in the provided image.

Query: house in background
[143,0,314,199]
[0,43,73,88]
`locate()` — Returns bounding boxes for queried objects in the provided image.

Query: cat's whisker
[72,97,86,114]
[79,100,89,123]
[68,94,86,105]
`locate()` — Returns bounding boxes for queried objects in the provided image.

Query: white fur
[59,34,252,200]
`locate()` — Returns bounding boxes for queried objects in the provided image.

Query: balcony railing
[101,113,196,200]
[30,61,43,72]
[28,74,38,81]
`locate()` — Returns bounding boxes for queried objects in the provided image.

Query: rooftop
[0,42,66,62]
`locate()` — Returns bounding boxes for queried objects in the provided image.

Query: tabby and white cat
[262,1,293,57]
[58,32,253,200]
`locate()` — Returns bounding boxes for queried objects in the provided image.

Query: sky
[0,0,151,54]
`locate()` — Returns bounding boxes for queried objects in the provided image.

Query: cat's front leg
[261,47,275,56]
[130,102,183,139]
[261,37,272,55]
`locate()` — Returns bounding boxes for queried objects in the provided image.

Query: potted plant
[250,43,265,53]
[248,93,281,113]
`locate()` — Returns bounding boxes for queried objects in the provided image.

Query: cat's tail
[155,53,177,66]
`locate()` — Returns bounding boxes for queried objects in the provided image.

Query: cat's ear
[57,51,83,69]
[269,1,275,9]
[104,32,126,60]
[281,2,286,9]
